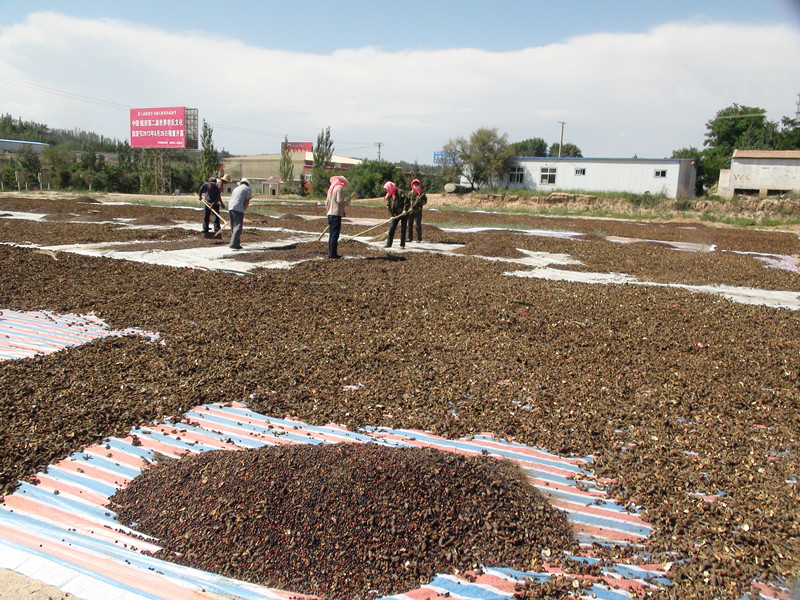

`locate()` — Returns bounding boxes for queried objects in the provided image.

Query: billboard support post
[152,149,170,196]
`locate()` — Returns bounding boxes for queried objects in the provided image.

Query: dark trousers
[327,215,342,257]
[229,210,244,248]
[407,211,422,241]
[387,215,407,247]
[203,203,221,231]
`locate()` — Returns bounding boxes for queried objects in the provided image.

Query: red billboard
[281,141,313,152]
[130,107,198,149]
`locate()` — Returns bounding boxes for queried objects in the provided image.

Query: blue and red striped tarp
[0,310,159,360]
[0,400,668,600]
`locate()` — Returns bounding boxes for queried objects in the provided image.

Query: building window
[540,167,556,185]
[509,166,524,184]
[654,169,667,178]
[575,168,586,176]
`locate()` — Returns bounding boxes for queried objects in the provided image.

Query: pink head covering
[411,179,422,195]
[383,181,396,200]
[327,175,348,195]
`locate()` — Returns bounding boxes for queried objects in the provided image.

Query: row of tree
[0,114,219,194]
[2,103,798,197]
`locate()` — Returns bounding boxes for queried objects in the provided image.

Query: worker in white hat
[227,178,252,250]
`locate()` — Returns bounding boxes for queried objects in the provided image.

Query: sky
[1,0,799,164]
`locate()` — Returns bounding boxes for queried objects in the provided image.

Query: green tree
[117,142,135,168]
[548,142,582,158]
[703,104,775,163]
[279,135,295,192]
[701,104,778,188]
[42,145,75,190]
[79,144,103,173]
[16,145,42,186]
[311,126,334,196]
[93,164,138,193]
[777,116,800,150]
[441,127,516,190]
[345,160,406,199]
[169,164,196,195]
[198,120,219,184]
[1,164,15,190]
[511,137,548,157]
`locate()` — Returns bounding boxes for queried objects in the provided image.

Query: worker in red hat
[383,180,409,248]
[325,176,350,259]
[406,178,427,243]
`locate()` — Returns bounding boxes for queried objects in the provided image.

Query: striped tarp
[0,310,160,360]
[0,401,669,600]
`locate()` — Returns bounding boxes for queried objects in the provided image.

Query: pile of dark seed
[109,443,575,599]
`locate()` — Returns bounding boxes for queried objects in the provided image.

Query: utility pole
[795,92,799,120]
[557,121,566,158]
[375,142,383,161]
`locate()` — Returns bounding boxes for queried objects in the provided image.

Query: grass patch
[247,207,284,218]
[434,202,667,222]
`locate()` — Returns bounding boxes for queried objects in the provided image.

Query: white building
[717,150,800,199]
[505,157,696,199]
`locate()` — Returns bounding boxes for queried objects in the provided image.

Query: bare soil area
[1,193,799,599]
[0,569,76,600]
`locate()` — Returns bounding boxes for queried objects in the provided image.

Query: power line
[208,123,287,138]
[715,113,766,119]
[0,75,129,110]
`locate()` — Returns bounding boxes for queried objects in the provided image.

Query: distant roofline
[515,156,689,162]
[224,152,362,164]
[0,138,49,146]
[733,149,800,160]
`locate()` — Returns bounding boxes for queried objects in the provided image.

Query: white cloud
[1,12,798,162]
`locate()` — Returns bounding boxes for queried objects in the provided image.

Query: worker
[227,178,252,250]
[406,178,427,243]
[197,176,222,235]
[383,180,408,248]
[325,176,350,259]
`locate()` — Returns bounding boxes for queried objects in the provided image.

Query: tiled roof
[733,149,800,159]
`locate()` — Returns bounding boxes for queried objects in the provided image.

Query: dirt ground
[0,569,76,600]
[1,192,799,599]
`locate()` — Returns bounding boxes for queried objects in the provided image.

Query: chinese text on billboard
[130,107,188,148]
